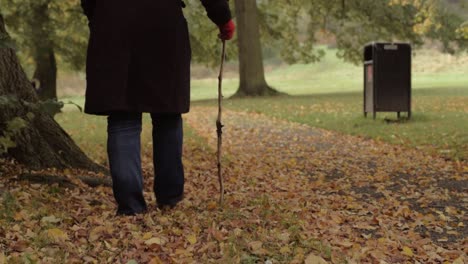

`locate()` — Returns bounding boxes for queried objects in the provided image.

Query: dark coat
[81,0,231,115]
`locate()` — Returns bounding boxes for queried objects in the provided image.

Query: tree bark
[31,3,57,100]
[0,14,104,172]
[233,0,279,97]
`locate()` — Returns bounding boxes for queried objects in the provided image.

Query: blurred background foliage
[2,0,88,73]
[0,0,466,97]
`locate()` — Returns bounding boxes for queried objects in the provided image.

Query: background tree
[0,12,102,172]
[1,0,466,99]
[233,0,276,96]
[327,0,468,62]
[185,0,468,96]
[2,0,88,100]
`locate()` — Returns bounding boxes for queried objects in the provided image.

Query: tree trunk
[0,14,104,172]
[31,3,57,100]
[233,0,279,97]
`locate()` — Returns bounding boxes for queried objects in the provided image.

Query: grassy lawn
[58,48,468,161]
[55,112,203,164]
[190,48,468,99]
[189,49,468,160]
[194,87,468,160]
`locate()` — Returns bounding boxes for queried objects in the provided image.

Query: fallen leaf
[248,241,263,251]
[83,256,97,263]
[47,228,68,242]
[89,226,105,242]
[175,248,190,256]
[336,240,354,248]
[305,253,328,264]
[278,232,290,242]
[207,201,217,210]
[280,246,291,254]
[142,232,153,240]
[149,256,164,264]
[248,241,268,255]
[11,241,29,252]
[41,215,62,224]
[13,211,24,221]
[187,234,197,245]
[12,224,20,232]
[145,237,163,246]
[402,246,414,257]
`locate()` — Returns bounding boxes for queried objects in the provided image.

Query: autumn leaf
[248,241,269,255]
[402,246,414,257]
[41,215,62,224]
[89,226,105,242]
[145,237,164,246]
[280,246,291,254]
[248,241,263,251]
[186,234,197,245]
[148,256,164,264]
[142,232,153,240]
[206,201,217,210]
[305,253,328,264]
[46,228,68,242]
[13,211,24,221]
[10,241,29,252]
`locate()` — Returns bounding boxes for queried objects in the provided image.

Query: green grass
[190,48,468,99]
[188,49,468,160]
[55,112,108,164]
[0,191,19,222]
[55,112,207,164]
[194,87,468,160]
[55,113,155,164]
[58,48,468,161]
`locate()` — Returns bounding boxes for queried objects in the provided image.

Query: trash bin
[364,42,412,119]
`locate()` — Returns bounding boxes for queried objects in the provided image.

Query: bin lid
[364,42,411,49]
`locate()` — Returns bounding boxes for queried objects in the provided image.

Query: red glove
[218,20,235,40]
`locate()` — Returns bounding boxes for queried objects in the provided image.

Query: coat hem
[84,106,190,116]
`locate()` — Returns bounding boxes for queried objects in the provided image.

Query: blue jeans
[107,113,184,215]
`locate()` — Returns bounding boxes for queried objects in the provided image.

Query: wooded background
[1,0,467,99]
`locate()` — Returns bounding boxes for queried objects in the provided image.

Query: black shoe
[116,208,147,216]
[157,194,184,210]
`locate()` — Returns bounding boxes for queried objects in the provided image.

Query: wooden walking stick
[216,40,226,204]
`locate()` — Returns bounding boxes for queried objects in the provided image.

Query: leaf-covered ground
[1,106,466,263]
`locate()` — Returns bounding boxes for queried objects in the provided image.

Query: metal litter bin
[364,42,412,119]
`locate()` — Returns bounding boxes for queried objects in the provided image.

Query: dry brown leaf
[145,237,163,246]
[46,228,68,242]
[148,256,164,264]
[248,241,263,251]
[305,253,328,264]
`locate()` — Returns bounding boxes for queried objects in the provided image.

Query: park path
[185,106,467,262]
[2,106,466,263]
